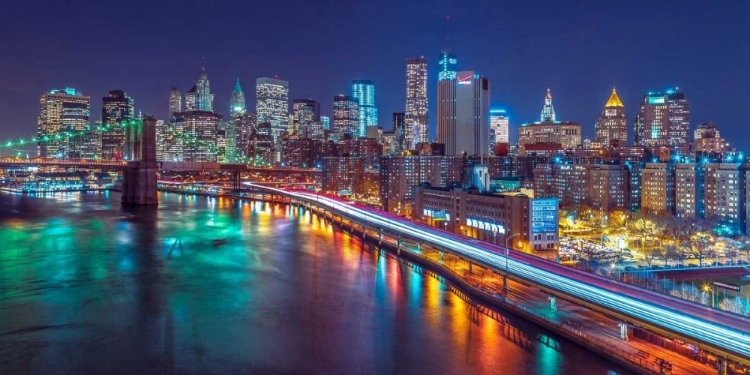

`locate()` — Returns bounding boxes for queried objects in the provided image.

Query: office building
[391,112,405,152]
[37,88,90,158]
[405,57,428,148]
[351,80,378,136]
[437,70,490,156]
[518,90,581,155]
[332,95,359,136]
[490,109,510,146]
[256,77,290,144]
[230,78,246,115]
[195,70,213,112]
[101,90,135,160]
[292,99,320,133]
[380,155,465,214]
[172,111,221,162]
[282,136,323,168]
[169,87,181,119]
[438,48,457,81]
[704,163,743,235]
[412,185,559,259]
[185,85,197,111]
[693,122,724,154]
[634,88,690,153]
[594,88,627,146]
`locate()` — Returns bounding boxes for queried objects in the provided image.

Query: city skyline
[1,1,747,149]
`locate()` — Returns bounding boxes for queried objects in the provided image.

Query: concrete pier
[122,116,158,205]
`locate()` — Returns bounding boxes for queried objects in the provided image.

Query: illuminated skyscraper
[230,78,246,115]
[195,70,213,112]
[634,88,690,153]
[321,116,330,131]
[37,88,90,158]
[256,77,289,143]
[594,88,627,146]
[351,80,377,136]
[490,109,509,145]
[292,99,320,133]
[185,85,197,111]
[101,90,135,160]
[169,87,181,119]
[437,71,490,156]
[333,95,359,136]
[405,57,428,148]
[540,88,556,122]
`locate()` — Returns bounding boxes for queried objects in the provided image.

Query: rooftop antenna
[445,15,451,50]
[201,56,206,72]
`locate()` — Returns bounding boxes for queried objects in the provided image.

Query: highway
[251,184,750,366]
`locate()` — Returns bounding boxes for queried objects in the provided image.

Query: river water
[0,191,627,374]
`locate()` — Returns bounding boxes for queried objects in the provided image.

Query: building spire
[541,88,556,122]
[445,16,450,49]
[605,87,624,108]
[233,77,243,94]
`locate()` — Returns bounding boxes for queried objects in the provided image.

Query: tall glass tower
[169,87,181,119]
[196,70,213,112]
[351,80,377,137]
[405,57,428,148]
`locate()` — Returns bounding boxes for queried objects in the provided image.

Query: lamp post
[504,233,523,291]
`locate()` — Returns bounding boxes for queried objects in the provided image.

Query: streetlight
[703,285,716,308]
[504,233,523,291]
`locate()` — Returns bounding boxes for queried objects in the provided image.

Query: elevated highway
[248,183,750,370]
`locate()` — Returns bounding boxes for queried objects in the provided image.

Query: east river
[0,191,627,374]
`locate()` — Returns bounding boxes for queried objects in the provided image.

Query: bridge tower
[121,116,158,205]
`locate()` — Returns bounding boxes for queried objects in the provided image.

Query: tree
[691,233,715,267]
[608,209,630,232]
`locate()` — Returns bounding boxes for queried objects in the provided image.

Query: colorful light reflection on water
[0,191,627,374]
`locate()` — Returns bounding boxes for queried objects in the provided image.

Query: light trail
[249,184,750,363]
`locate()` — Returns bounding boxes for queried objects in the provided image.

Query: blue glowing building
[351,80,378,137]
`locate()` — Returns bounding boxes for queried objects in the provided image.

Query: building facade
[256,77,290,146]
[172,111,221,162]
[37,88,91,159]
[412,186,559,259]
[195,71,213,112]
[437,70,490,156]
[405,57,428,149]
[101,90,135,160]
[490,109,510,146]
[594,88,627,146]
[518,90,581,155]
[321,156,365,195]
[169,87,181,119]
[351,80,378,137]
[634,89,690,153]
[230,78,246,114]
[332,95,359,137]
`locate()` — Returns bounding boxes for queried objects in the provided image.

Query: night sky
[1,0,748,149]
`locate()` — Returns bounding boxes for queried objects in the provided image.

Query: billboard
[531,198,558,234]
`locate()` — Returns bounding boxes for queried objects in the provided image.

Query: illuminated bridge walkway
[248,183,750,374]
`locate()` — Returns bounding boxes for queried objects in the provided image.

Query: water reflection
[0,192,627,374]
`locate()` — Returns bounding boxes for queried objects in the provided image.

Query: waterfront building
[101,90,135,160]
[37,88,90,159]
[412,184,559,259]
[321,156,365,195]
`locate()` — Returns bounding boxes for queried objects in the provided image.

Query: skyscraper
[292,99,320,133]
[37,88,90,158]
[332,95,359,136]
[321,116,330,131]
[196,70,213,112]
[392,112,405,152]
[351,80,378,136]
[185,85,197,111]
[540,88,556,122]
[634,88,690,153]
[594,88,627,146]
[490,109,510,145]
[256,77,289,142]
[101,90,135,160]
[437,71,490,156]
[405,57,428,149]
[230,78,246,115]
[169,87,181,119]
